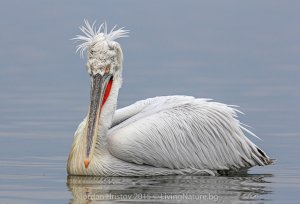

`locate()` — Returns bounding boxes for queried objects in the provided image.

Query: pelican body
[67,21,272,176]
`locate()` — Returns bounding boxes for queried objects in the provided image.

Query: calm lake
[0,1,299,203]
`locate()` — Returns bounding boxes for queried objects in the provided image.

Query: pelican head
[73,20,129,169]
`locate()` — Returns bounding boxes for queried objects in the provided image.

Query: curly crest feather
[73,20,129,57]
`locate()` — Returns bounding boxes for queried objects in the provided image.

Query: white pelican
[67,21,273,176]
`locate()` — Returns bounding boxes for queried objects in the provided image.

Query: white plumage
[67,21,272,176]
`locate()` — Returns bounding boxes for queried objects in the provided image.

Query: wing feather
[108,96,271,171]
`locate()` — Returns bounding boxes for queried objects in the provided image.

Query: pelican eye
[105,65,110,74]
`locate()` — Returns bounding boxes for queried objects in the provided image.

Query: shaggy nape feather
[73,20,129,57]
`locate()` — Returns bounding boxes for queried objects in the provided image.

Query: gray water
[0,1,300,203]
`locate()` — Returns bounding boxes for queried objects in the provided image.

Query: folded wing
[108,96,272,171]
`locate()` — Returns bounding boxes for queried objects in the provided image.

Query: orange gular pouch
[101,78,113,110]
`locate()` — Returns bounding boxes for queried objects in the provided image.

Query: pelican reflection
[67,173,273,203]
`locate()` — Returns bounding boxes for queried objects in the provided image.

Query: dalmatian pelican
[67,20,273,176]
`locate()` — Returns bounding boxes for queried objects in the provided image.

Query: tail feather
[255,147,274,166]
